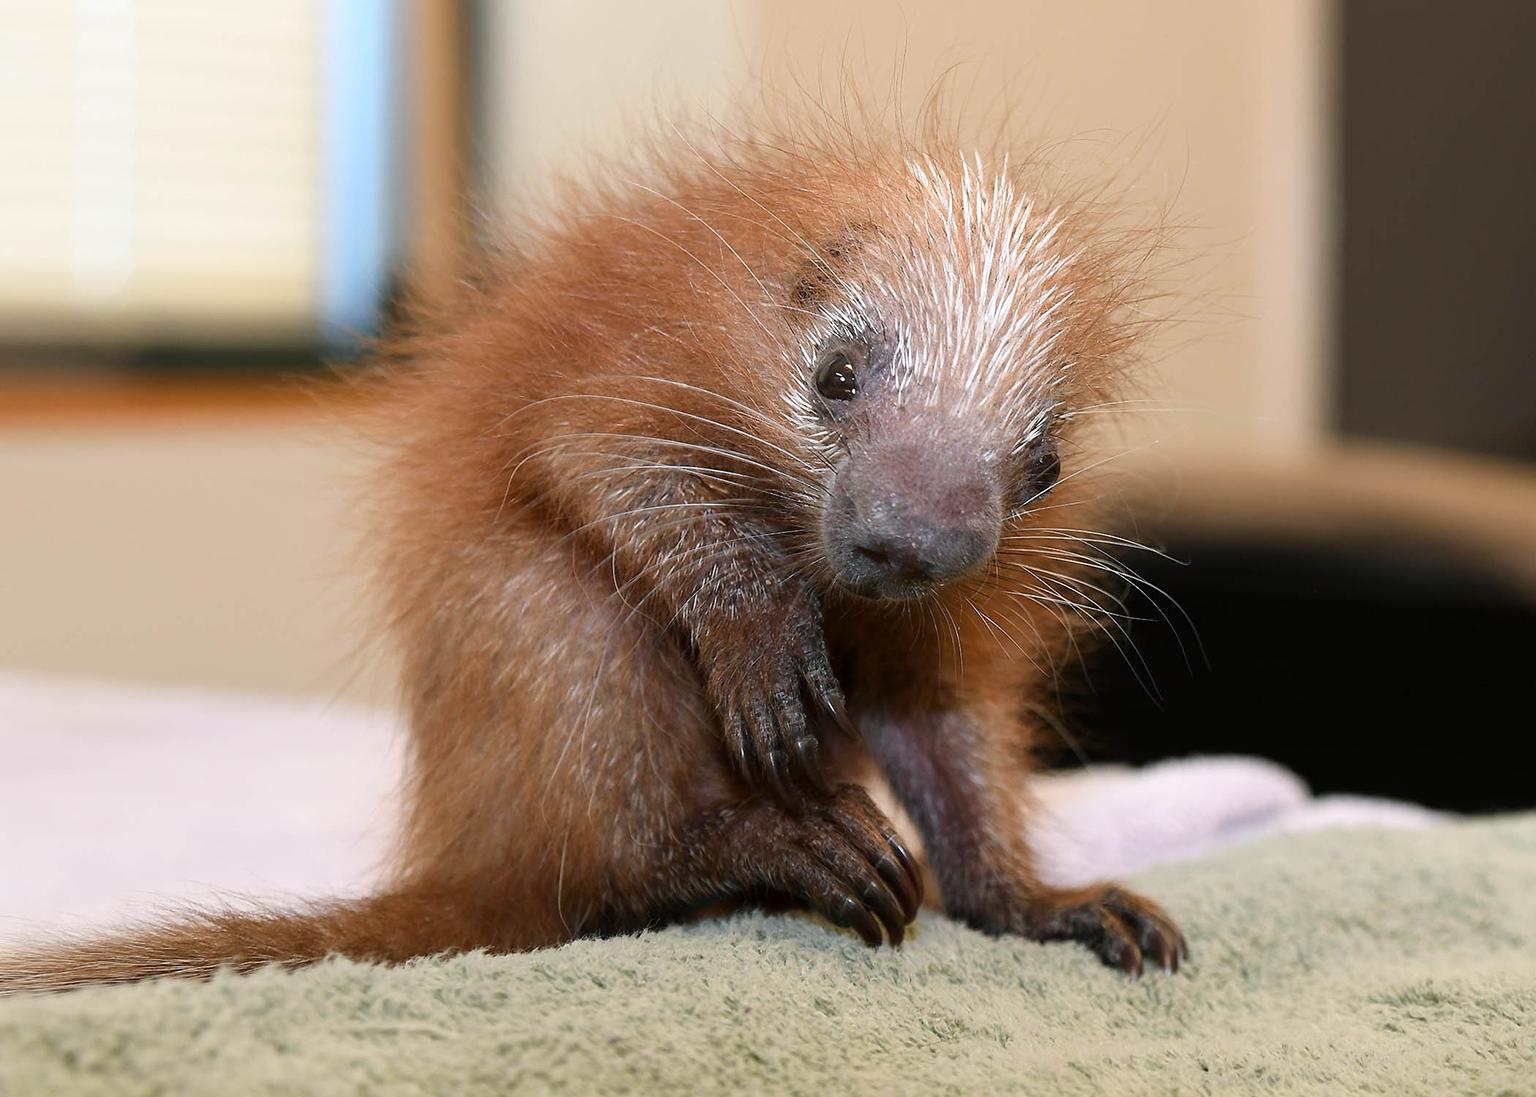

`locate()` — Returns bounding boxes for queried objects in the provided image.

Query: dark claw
[830,894,882,948]
[725,716,752,783]
[1101,912,1143,978]
[791,734,834,797]
[857,878,906,946]
[881,831,924,910]
[874,852,920,922]
[1145,928,1177,974]
[1100,921,1133,973]
[808,686,864,744]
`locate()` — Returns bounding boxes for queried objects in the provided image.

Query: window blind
[0,0,399,350]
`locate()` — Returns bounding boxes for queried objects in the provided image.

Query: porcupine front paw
[702,587,860,805]
[1012,884,1187,978]
[741,785,924,946]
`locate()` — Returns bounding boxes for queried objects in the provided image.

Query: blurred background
[2,1,1533,810]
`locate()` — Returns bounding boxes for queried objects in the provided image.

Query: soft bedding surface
[2,815,1533,1096]
[0,670,1438,938]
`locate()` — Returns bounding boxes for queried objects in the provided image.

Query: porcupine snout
[822,437,1002,600]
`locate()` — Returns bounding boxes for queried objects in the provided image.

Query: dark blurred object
[1339,0,1536,463]
[1061,446,1536,814]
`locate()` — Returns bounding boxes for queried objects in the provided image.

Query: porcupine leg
[861,706,1186,976]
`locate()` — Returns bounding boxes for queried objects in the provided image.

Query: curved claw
[874,847,922,922]
[791,734,834,797]
[805,679,864,744]
[858,879,907,946]
[1143,916,1185,974]
[830,894,883,948]
[881,830,924,910]
[1102,910,1144,979]
[724,713,753,784]
[771,683,832,798]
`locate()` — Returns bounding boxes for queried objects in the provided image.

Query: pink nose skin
[823,440,1002,599]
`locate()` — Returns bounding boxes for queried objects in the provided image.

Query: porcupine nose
[826,439,1002,598]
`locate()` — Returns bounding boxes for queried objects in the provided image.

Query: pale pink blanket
[0,671,1441,943]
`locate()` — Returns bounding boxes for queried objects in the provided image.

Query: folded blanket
[2,815,1532,1096]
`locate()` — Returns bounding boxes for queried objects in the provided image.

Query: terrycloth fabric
[2,817,1532,1096]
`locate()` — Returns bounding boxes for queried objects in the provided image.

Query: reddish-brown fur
[1,114,1184,993]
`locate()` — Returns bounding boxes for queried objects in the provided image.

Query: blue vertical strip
[320,0,400,348]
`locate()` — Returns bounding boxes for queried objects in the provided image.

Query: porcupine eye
[1020,434,1062,503]
[814,348,859,401]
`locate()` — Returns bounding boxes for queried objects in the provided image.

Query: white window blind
[0,0,323,344]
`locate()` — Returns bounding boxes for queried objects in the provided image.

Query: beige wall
[1,1,1330,700]
[483,0,1332,456]
[0,414,397,704]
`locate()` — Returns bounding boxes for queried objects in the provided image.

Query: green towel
[3,816,1533,1096]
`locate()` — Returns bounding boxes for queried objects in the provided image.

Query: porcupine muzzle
[822,436,1001,600]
